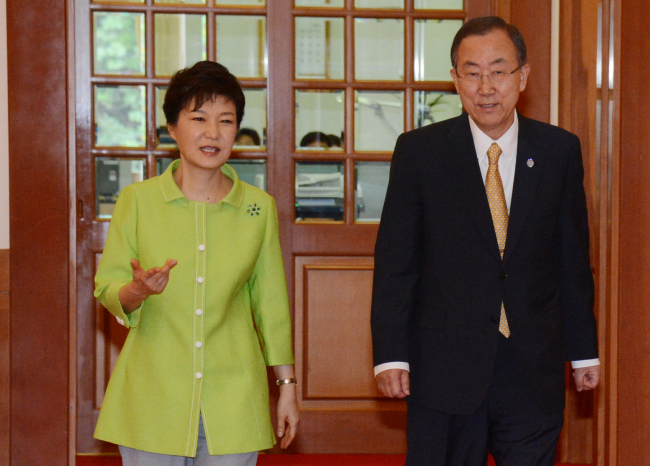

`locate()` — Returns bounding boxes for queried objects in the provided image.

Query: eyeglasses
[456,66,521,85]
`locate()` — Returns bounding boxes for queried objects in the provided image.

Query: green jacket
[94,160,294,456]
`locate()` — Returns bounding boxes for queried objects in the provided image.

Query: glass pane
[96,158,145,219]
[296,90,344,150]
[355,162,390,222]
[95,85,146,148]
[355,0,404,8]
[155,86,177,148]
[355,19,404,81]
[414,0,463,9]
[414,91,462,128]
[295,0,344,7]
[155,0,205,4]
[216,0,265,4]
[228,160,267,191]
[355,91,403,151]
[93,12,145,76]
[235,88,267,149]
[156,157,177,176]
[295,162,344,222]
[295,17,344,80]
[216,15,267,78]
[155,14,207,76]
[414,19,462,81]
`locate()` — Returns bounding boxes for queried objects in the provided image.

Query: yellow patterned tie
[485,143,510,338]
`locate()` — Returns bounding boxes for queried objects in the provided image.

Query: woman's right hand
[118,258,177,312]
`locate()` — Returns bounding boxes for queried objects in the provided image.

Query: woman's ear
[167,124,177,142]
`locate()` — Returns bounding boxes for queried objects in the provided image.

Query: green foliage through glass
[94,85,147,148]
[94,12,146,76]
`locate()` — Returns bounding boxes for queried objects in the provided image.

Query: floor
[76,454,590,466]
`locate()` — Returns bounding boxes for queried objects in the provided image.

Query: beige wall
[0,0,8,249]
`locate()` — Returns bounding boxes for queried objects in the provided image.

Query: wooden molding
[0,249,9,466]
[0,249,8,293]
[556,1,600,463]
[614,0,650,463]
[7,0,71,463]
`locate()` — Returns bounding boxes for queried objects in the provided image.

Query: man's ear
[519,64,531,92]
[450,68,461,93]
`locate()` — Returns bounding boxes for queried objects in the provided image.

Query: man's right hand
[376,369,410,398]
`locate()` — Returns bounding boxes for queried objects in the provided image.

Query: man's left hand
[573,365,601,391]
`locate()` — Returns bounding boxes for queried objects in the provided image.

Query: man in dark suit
[371,17,600,466]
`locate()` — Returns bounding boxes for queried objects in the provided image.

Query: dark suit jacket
[371,113,599,415]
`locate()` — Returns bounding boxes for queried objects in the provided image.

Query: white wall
[0,0,9,249]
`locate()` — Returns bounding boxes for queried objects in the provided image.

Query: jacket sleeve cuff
[571,358,600,369]
[374,361,410,376]
[105,281,142,328]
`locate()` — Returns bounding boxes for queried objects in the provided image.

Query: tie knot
[487,143,502,165]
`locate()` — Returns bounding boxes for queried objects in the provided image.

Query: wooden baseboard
[75,455,592,466]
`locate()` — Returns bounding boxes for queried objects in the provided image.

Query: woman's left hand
[276,383,300,449]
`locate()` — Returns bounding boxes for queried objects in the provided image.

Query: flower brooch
[247,204,261,216]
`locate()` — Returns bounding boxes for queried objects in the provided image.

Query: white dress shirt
[375,112,599,376]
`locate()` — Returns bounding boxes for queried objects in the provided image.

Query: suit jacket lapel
[503,116,541,262]
[445,114,501,257]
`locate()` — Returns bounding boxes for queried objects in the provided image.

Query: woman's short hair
[450,16,527,69]
[163,61,246,128]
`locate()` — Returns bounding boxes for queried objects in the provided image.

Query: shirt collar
[159,159,244,208]
[468,111,519,161]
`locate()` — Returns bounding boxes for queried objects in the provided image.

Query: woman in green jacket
[94,61,299,465]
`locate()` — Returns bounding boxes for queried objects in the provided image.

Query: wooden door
[276,0,491,453]
[75,0,492,455]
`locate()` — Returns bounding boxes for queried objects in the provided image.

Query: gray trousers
[119,416,258,466]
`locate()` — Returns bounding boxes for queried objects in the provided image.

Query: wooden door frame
[6,0,603,464]
[7,0,76,464]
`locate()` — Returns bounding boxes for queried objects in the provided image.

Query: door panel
[295,256,380,401]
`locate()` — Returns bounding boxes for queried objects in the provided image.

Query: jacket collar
[502,115,541,262]
[159,159,244,208]
[445,114,501,258]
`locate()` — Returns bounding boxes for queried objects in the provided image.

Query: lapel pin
[247,204,261,216]
[527,158,534,168]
